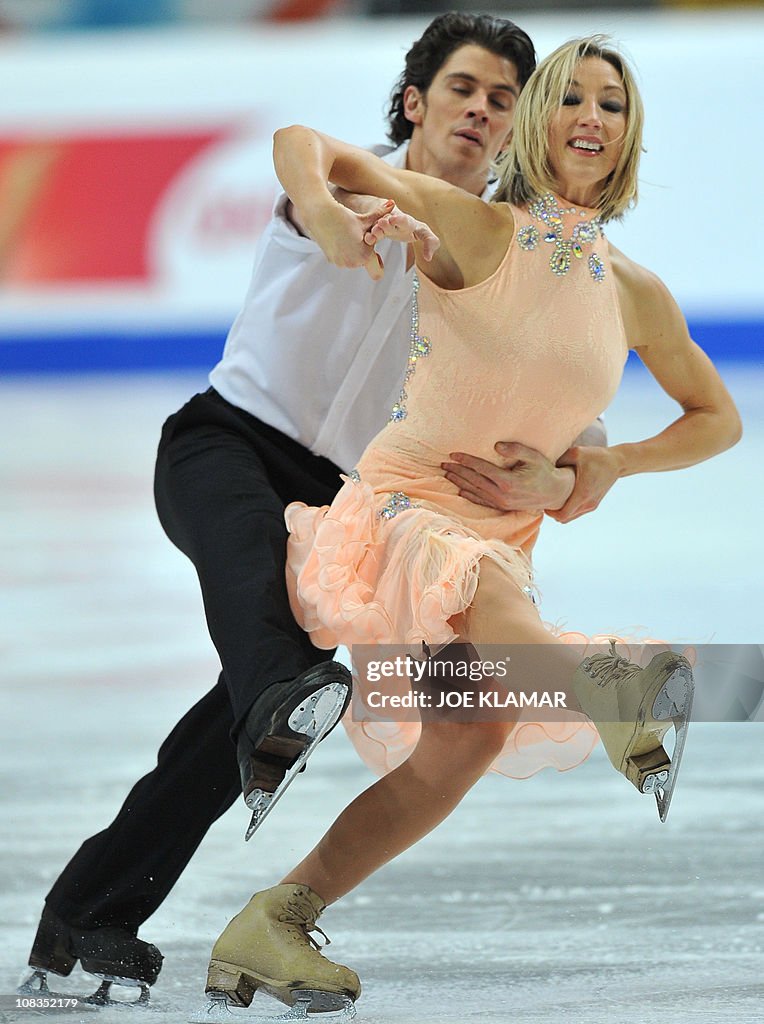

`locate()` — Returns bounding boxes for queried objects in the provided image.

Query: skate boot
[204,883,360,1020]
[18,905,162,1005]
[238,662,352,841]
[571,641,694,821]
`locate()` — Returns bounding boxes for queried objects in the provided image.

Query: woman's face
[547,56,627,208]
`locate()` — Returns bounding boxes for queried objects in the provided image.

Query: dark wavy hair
[387,12,537,146]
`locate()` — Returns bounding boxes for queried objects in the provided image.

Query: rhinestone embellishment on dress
[390,274,431,423]
[378,492,419,520]
[518,193,605,282]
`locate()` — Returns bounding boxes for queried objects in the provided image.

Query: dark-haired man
[22,12,603,1003]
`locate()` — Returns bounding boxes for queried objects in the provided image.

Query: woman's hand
[300,198,439,280]
[305,199,390,280]
[362,206,440,262]
[546,445,623,522]
[441,440,625,520]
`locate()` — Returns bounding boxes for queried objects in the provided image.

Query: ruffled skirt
[285,474,599,781]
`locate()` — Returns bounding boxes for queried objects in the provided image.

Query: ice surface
[1,369,762,1023]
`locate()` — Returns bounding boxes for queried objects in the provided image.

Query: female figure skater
[204,37,741,1017]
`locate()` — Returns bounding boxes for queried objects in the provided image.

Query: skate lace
[280,898,331,951]
[582,639,638,687]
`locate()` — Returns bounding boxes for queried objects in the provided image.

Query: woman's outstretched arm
[272,125,508,288]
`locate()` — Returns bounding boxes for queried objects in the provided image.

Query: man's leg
[153,390,351,825]
[23,676,239,997]
[25,391,346,993]
[153,390,342,732]
[23,389,346,983]
[45,675,239,933]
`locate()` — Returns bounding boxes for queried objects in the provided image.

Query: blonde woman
[205,37,741,1016]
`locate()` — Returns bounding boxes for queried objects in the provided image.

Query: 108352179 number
[14,997,79,1008]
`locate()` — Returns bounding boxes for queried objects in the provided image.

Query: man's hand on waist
[441,442,574,514]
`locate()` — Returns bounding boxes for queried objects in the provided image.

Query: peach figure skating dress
[285,195,629,780]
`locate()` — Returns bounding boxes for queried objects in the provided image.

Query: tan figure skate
[571,641,694,821]
[202,884,360,1022]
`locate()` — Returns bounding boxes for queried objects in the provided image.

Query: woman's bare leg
[207,561,690,1007]
[459,559,692,814]
[281,560,576,905]
[280,557,691,908]
[453,558,586,712]
[281,716,512,904]
[206,561,555,1009]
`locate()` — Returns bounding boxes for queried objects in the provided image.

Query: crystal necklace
[516,193,605,282]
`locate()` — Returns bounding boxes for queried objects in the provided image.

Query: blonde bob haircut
[493,36,644,223]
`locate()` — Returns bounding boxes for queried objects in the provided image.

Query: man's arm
[284,189,437,279]
[284,189,390,239]
[284,188,385,279]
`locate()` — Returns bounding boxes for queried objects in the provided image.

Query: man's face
[405,43,521,189]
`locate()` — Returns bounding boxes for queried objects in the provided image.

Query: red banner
[0,129,224,284]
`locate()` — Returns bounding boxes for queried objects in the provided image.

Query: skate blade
[83,977,152,1007]
[245,682,350,841]
[18,968,150,1007]
[650,665,694,822]
[190,990,356,1023]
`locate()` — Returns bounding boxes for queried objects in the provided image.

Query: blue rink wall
[0,319,761,375]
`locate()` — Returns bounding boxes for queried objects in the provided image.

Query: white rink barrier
[0,10,761,370]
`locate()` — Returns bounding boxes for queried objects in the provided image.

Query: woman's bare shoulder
[609,242,687,346]
[427,193,515,289]
[609,242,670,301]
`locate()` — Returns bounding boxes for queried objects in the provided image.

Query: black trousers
[46,389,343,932]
